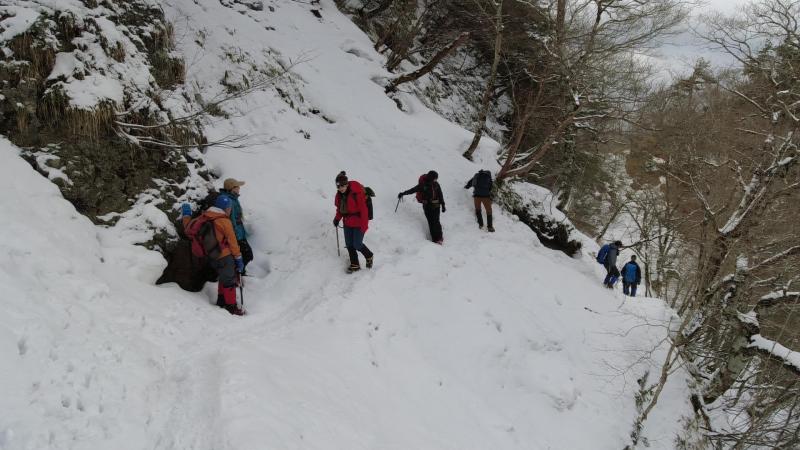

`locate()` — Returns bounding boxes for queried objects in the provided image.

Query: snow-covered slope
[1,1,692,449]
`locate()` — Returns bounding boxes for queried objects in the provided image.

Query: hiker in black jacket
[465,169,494,232]
[398,170,446,244]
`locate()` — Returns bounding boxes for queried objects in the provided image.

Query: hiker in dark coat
[621,255,642,297]
[398,170,446,244]
[333,171,374,273]
[464,169,494,232]
[218,178,254,273]
[603,240,623,288]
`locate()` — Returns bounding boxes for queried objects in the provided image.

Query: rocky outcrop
[0,0,206,232]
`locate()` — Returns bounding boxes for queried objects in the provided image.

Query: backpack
[415,174,426,203]
[185,215,221,260]
[364,186,375,220]
[596,243,611,265]
[475,170,492,191]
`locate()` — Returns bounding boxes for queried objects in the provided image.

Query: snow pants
[212,255,237,307]
[603,264,620,287]
[623,282,638,297]
[343,226,373,266]
[239,239,254,268]
[473,197,493,228]
[423,203,443,242]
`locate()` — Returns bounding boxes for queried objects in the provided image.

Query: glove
[180,203,192,217]
[397,192,404,199]
[333,218,340,227]
[441,204,446,213]
[234,257,244,273]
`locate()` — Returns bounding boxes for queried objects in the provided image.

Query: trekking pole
[239,283,245,311]
[394,196,402,213]
[335,224,341,256]
[238,274,245,311]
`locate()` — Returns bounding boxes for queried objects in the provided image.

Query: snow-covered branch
[758,290,800,307]
[748,335,800,375]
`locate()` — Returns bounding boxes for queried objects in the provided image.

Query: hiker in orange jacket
[181,195,244,315]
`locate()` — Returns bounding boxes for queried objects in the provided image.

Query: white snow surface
[0,1,692,449]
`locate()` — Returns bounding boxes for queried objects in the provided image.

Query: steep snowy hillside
[1,1,692,449]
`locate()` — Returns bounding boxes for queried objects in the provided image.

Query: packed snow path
[0,1,691,449]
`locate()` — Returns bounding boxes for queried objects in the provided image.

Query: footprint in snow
[17,336,27,356]
[529,338,563,353]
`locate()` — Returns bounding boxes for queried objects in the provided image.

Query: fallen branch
[385,32,470,93]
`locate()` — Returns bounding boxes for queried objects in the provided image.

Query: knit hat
[215,195,232,210]
[426,170,438,181]
[223,178,245,190]
[335,171,348,187]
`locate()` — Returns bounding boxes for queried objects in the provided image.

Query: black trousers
[423,204,443,242]
[239,239,254,267]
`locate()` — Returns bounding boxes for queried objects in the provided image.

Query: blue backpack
[596,244,611,265]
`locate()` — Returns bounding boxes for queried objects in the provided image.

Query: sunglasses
[336,183,347,188]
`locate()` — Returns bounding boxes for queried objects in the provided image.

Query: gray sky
[703,0,747,13]
[651,0,750,80]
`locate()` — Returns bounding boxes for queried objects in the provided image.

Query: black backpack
[475,170,492,191]
[364,186,375,220]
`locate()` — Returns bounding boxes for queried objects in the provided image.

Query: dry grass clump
[7,31,56,79]
[40,86,115,141]
[152,50,185,88]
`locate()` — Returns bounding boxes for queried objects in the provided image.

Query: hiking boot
[476,211,484,228]
[487,225,495,232]
[435,239,443,245]
[347,264,361,273]
[227,305,245,316]
[487,214,494,232]
[366,256,373,269]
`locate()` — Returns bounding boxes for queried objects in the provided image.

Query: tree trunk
[595,200,625,242]
[498,112,577,180]
[385,32,470,93]
[463,0,504,161]
[555,0,566,49]
[360,0,394,20]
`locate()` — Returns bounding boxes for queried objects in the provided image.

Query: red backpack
[415,174,426,203]
[185,215,221,260]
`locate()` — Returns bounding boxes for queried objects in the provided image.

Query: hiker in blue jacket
[218,178,254,273]
[602,240,623,288]
[621,255,642,297]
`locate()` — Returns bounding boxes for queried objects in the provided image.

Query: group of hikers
[178,169,497,314]
[596,240,642,297]
[178,178,253,315]
[174,170,643,316]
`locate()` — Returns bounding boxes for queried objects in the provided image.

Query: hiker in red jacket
[333,171,374,273]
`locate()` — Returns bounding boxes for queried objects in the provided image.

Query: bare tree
[494,0,696,181]
[114,57,305,150]
[385,31,471,92]
[462,0,505,161]
[622,2,800,447]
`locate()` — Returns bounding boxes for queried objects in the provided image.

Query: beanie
[215,195,232,210]
[335,171,348,186]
